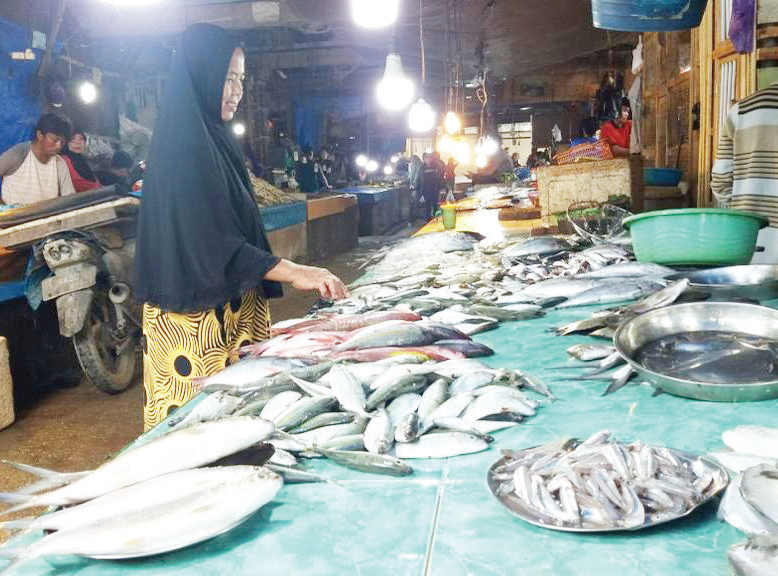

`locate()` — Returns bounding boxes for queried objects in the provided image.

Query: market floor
[0,223,424,543]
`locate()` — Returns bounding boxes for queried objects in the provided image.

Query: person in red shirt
[600,98,632,157]
[62,129,102,192]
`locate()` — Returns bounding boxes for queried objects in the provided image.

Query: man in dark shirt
[421,152,441,221]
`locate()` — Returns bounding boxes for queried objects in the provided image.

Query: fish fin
[1,460,63,479]
[13,471,89,495]
[651,388,665,397]
[602,377,632,396]
[0,517,34,533]
[0,493,35,517]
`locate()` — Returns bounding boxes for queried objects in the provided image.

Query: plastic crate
[553,140,613,165]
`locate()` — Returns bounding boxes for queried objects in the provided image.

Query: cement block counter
[340,186,411,236]
[306,194,358,262]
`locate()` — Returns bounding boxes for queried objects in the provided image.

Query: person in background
[135,23,347,430]
[0,112,76,205]
[296,147,318,194]
[711,83,778,263]
[62,129,101,192]
[444,157,458,195]
[94,151,134,190]
[511,152,519,168]
[600,98,632,157]
[421,152,442,220]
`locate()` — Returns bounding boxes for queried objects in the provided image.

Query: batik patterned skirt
[141,289,271,430]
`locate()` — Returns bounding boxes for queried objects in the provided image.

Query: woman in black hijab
[135,23,347,430]
[62,129,101,192]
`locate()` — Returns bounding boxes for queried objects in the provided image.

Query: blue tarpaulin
[293,95,366,151]
[0,17,44,155]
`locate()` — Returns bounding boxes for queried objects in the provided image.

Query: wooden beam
[757,47,778,61]
[757,25,778,40]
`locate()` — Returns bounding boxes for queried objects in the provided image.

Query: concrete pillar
[0,336,14,430]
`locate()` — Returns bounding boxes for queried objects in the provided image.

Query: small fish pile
[242,317,494,361]
[249,172,304,207]
[490,431,725,530]
[323,233,675,325]
[0,417,282,567]
[178,353,553,477]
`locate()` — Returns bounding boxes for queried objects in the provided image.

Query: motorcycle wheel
[72,294,140,395]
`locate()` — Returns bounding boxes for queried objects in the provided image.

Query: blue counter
[338,186,411,236]
[259,202,307,233]
[4,302,775,574]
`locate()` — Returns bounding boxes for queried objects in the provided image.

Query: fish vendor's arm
[265,259,349,301]
[710,104,736,205]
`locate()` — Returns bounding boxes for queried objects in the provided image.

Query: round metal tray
[486,442,729,533]
[613,302,778,401]
[667,265,778,302]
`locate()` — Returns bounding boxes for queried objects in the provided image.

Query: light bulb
[475,155,487,168]
[351,0,399,28]
[383,165,394,175]
[454,142,471,164]
[475,135,499,157]
[409,98,435,133]
[438,134,453,152]
[376,53,415,110]
[232,122,246,136]
[444,111,462,134]
[356,154,368,167]
[79,82,97,104]
[97,0,166,5]
[366,159,379,173]
[390,154,400,164]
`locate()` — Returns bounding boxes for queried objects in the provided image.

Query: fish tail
[1,460,62,479]
[0,517,34,534]
[12,471,87,495]
[0,493,35,517]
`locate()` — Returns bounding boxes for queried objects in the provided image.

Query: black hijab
[63,130,98,183]
[134,23,282,313]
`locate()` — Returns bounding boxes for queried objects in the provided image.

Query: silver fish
[167,391,242,429]
[0,417,276,514]
[394,412,421,443]
[317,448,413,476]
[729,536,778,576]
[394,431,489,459]
[328,365,369,417]
[273,396,339,431]
[364,409,394,454]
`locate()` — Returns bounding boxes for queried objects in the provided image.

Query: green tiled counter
[5,303,778,575]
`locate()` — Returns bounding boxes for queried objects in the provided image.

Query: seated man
[0,113,76,205]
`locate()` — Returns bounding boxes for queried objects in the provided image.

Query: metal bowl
[613,302,778,401]
[667,265,778,302]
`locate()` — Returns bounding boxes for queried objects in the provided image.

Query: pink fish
[329,346,465,363]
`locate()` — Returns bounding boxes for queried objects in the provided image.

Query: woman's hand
[265,259,349,301]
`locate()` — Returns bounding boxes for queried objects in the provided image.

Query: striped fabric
[711,83,778,226]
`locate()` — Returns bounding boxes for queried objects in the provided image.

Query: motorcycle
[0,186,141,394]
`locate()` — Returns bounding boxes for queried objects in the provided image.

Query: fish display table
[259,202,307,262]
[340,186,411,236]
[306,194,359,262]
[5,301,777,575]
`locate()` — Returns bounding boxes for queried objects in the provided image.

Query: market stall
[340,186,412,236]
[306,193,359,262]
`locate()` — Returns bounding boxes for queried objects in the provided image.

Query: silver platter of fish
[486,435,728,533]
[614,302,778,402]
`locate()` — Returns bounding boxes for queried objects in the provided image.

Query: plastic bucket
[591,0,708,31]
[441,204,457,230]
[623,208,769,265]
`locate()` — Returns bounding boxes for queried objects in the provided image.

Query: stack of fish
[713,425,778,574]
[187,352,554,477]
[0,417,281,565]
[320,233,677,326]
[490,430,726,531]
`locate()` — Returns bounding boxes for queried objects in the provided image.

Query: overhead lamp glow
[376,53,415,111]
[79,81,97,104]
[475,155,488,169]
[232,122,246,136]
[454,141,470,164]
[438,134,453,153]
[390,154,400,163]
[351,0,399,28]
[383,165,394,176]
[355,154,368,167]
[365,159,379,173]
[96,0,166,5]
[475,135,499,157]
[444,111,462,134]
[409,98,435,133]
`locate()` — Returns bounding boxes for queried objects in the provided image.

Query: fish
[434,339,494,357]
[566,344,616,362]
[365,375,428,412]
[625,278,690,315]
[0,417,276,514]
[729,536,778,576]
[316,448,413,476]
[394,412,421,443]
[167,391,242,429]
[363,409,394,454]
[394,431,490,459]
[513,278,601,302]
[258,390,302,422]
[449,370,495,396]
[467,303,543,322]
[724,427,778,459]
[417,378,449,423]
[334,321,438,351]
[385,393,423,425]
[602,365,636,396]
[319,434,366,452]
[460,390,536,421]
[709,451,778,474]
[556,279,665,309]
[718,472,778,536]
[742,465,778,528]
[429,308,498,326]
[327,365,369,417]
[502,237,573,259]
[577,262,675,279]
[264,464,331,484]
[430,417,494,442]
[273,396,339,431]
[195,357,315,392]
[0,466,282,565]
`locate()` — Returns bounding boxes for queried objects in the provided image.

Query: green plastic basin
[623,208,769,265]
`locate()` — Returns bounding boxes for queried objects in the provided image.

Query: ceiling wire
[419,0,426,86]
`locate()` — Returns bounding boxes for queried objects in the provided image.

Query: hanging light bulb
[377,53,415,111]
[355,154,368,167]
[366,159,379,173]
[444,111,462,134]
[351,0,399,28]
[475,155,488,169]
[232,122,246,136]
[79,82,98,104]
[409,98,435,133]
[475,135,499,157]
[383,165,394,176]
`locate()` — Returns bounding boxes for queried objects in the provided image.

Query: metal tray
[487,442,729,533]
[667,265,778,302]
[613,302,778,401]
